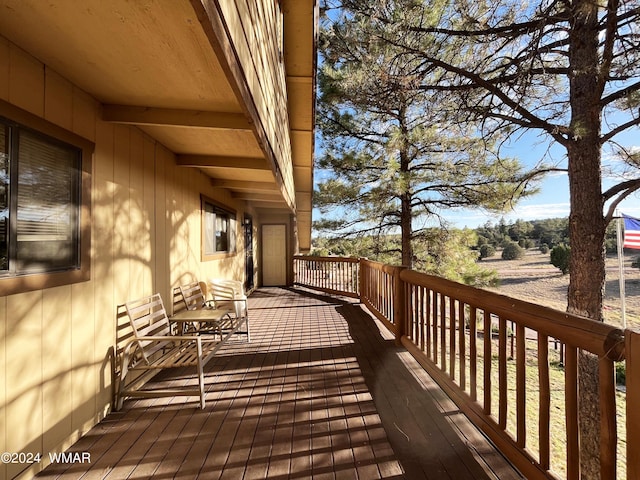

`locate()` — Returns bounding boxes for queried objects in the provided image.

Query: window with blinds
[203,198,236,257]
[0,125,8,271]
[0,117,81,275]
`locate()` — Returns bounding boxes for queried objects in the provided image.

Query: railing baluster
[432,291,439,364]
[483,309,492,416]
[458,300,466,391]
[441,293,447,370]
[516,323,526,448]
[627,330,640,480]
[499,315,507,430]
[418,286,425,351]
[565,346,579,480]
[599,357,616,480]
[450,297,456,381]
[538,333,551,471]
[469,306,477,402]
[426,289,432,358]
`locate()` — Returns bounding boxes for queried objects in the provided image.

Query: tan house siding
[0,39,253,479]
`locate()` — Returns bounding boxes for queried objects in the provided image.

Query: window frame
[201,196,237,261]
[0,99,92,296]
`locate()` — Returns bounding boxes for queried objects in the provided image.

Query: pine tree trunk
[401,191,412,267]
[399,108,413,268]
[567,1,605,477]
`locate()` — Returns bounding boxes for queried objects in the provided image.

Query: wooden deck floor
[36,287,523,480]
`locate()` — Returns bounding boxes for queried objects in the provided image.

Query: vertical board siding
[0,40,249,478]
[0,36,8,99]
[8,44,44,116]
[94,120,117,417]
[6,291,43,479]
[42,287,73,452]
[44,69,73,130]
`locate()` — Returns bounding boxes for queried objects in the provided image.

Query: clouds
[449,202,571,227]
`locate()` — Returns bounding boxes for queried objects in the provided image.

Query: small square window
[203,198,236,257]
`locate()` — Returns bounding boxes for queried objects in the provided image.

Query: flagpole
[616,212,627,329]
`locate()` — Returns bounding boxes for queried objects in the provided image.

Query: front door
[262,224,287,286]
[244,214,254,291]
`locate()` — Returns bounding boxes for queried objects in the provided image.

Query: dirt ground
[482,250,640,329]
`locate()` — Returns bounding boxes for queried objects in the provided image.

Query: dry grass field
[482,250,640,329]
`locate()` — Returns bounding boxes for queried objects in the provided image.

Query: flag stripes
[623,214,640,249]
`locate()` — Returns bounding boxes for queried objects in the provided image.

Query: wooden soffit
[0,0,320,214]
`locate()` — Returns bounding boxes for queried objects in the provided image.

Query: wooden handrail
[293,255,359,263]
[400,269,625,360]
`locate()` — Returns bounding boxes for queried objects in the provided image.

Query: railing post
[394,266,408,346]
[627,329,640,480]
[358,258,366,304]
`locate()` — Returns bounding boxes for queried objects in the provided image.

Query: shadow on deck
[36,287,522,479]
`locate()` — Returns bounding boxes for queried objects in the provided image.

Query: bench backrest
[124,293,172,364]
[209,278,247,317]
[178,282,207,311]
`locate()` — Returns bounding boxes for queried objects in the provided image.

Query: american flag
[623,214,640,249]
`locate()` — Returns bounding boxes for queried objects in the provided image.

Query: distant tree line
[474,217,617,256]
[311,216,621,283]
[312,228,499,287]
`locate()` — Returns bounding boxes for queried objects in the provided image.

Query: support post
[394,266,408,346]
[627,329,640,480]
[358,258,366,304]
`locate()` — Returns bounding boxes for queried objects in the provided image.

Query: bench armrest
[119,335,205,372]
[133,335,202,342]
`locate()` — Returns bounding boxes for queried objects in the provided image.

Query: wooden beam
[231,192,284,203]
[210,179,278,192]
[102,105,252,130]
[177,155,269,170]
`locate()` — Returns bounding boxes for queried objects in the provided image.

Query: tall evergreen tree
[316,3,540,268]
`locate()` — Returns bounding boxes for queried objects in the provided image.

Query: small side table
[170,307,233,338]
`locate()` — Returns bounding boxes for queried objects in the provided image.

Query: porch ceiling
[0,0,315,230]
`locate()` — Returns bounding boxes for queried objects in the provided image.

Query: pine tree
[316,1,539,268]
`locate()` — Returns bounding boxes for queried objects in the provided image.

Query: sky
[313,5,640,233]
[313,126,640,232]
[446,124,640,228]
[443,130,640,229]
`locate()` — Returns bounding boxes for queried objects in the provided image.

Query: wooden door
[262,224,286,286]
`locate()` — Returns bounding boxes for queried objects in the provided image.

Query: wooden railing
[359,259,405,338]
[293,255,360,298]
[293,255,639,480]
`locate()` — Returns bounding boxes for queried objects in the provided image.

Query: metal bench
[115,293,229,410]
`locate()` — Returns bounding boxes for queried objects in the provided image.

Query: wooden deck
[36,287,523,480]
